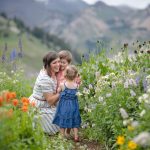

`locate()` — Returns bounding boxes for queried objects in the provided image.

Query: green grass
[0,32,51,75]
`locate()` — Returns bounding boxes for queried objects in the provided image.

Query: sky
[82,0,150,9]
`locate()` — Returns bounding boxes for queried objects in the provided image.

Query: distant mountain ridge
[0,0,150,52]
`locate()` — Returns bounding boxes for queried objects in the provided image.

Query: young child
[53,65,81,142]
[57,50,81,134]
[57,50,72,87]
[57,50,81,88]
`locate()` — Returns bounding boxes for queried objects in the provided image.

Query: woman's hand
[57,87,62,93]
[57,83,64,93]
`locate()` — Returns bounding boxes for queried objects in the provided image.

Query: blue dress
[53,84,81,128]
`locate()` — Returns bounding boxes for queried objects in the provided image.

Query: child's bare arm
[75,74,82,87]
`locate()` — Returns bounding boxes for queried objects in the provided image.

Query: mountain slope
[0,15,61,76]
[0,0,150,53]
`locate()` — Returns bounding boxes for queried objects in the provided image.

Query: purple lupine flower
[4,43,7,52]
[18,38,22,50]
[84,53,89,61]
[143,78,148,92]
[18,52,23,58]
[135,76,141,85]
[18,38,23,58]
[10,48,17,61]
[1,43,7,63]
[82,53,89,61]
[1,54,6,63]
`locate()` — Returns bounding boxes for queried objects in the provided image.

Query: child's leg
[65,128,71,136]
[73,128,78,139]
[60,128,65,137]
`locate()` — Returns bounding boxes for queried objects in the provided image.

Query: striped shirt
[29,70,59,134]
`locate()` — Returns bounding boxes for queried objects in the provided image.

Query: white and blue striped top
[29,70,59,134]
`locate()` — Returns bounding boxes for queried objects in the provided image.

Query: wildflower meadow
[78,41,150,149]
[0,42,73,150]
[0,40,150,150]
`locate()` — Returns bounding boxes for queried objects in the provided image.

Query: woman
[29,51,60,135]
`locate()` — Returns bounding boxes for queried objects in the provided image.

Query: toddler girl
[53,65,81,142]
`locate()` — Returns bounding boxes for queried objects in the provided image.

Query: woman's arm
[43,92,60,106]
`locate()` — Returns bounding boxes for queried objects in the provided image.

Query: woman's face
[50,58,60,73]
[60,58,69,71]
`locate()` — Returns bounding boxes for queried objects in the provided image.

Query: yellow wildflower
[128,141,137,149]
[128,125,134,131]
[117,136,125,145]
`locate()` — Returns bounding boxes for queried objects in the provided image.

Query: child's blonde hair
[58,50,72,64]
[65,65,78,80]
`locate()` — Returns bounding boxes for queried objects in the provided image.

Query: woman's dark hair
[43,51,59,69]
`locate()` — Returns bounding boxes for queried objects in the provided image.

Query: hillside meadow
[0,40,150,150]
[0,15,72,77]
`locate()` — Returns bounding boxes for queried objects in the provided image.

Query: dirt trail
[73,138,104,150]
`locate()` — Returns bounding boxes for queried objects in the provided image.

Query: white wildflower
[11,70,14,74]
[110,72,115,76]
[98,96,104,102]
[84,106,88,111]
[104,74,109,79]
[92,124,95,127]
[87,109,92,113]
[124,81,129,88]
[128,79,137,86]
[88,84,93,89]
[0,79,3,83]
[81,124,86,129]
[138,96,143,103]
[147,88,150,93]
[83,88,90,94]
[20,69,24,73]
[106,93,112,98]
[95,72,100,78]
[103,102,106,105]
[110,64,115,70]
[7,77,11,80]
[131,121,139,128]
[140,110,146,117]
[123,119,134,126]
[146,75,150,80]
[129,118,134,122]
[91,104,97,109]
[13,80,18,84]
[119,108,129,119]
[145,99,149,104]
[118,52,122,57]
[76,92,82,96]
[15,73,20,77]
[82,123,89,128]
[123,120,128,126]
[133,132,150,146]
[130,89,136,97]
[111,81,116,88]
[143,94,149,99]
